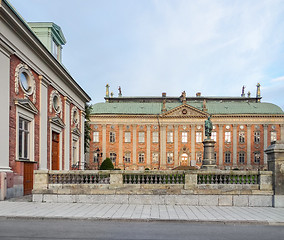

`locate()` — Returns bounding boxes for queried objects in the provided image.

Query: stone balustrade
[33,169,273,206]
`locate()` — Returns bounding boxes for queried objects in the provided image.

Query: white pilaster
[80,111,85,169]
[281,124,284,141]
[64,97,70,170]
[247,124,251,167]
[191,125,195,161]
[233,124,237,166]
[132,125,137,166]
[146,125,151,167]
[160,125,166,168]
[0,46,11,172]
[263,124,268,165]
[119,125,123,166]
[219,124,223,166]
[102,124,106,160]
[174,125,179,167]
[39,76,48,170]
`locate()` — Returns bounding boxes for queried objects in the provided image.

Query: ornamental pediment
[15,98,38,114]
[50,116,65,128]
[163,104,208,117]
[72,127,81,136]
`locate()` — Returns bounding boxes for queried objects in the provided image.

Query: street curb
[1,216,283,226]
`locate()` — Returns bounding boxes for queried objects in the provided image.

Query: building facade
[89,86,284,170]
[0,0,90,199]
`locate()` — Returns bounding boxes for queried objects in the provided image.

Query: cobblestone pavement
[1,200,284,225]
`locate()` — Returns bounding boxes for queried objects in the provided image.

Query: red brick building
[0,0,90,199]
[89,86,283,170]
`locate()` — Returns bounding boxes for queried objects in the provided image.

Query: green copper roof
[91,101,284,115]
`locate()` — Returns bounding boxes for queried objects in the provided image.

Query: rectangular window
[19,118,29,159]
[254,131,260,143]
[254,152,260,163]
[93,152,98,163]
[225,132,231,143]
[182,132,188,143]
[93,132,99,142]
[125,132,131,143]
[110,132,115,143]
[138,132,145,143]
[124,153,131,163]
[138,153,145,163]
[167,131,173,143]
[167,152,173,163]
[225,152,231,163]
[211,132,217,142]
[152,132,159,143]
[196,132,202,143]
[110,152,117,163]
[271,131,277,142]
[239,152,245,164]
[239,132,245,143]
[152,153,159,163]
[196,152,202,162]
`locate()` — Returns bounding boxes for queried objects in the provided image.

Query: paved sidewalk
[0,201,284,225]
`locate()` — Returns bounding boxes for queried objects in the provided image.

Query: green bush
[99,158,114,170]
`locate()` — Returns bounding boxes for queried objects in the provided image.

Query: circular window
[53,95,60,113]
[20,71,32,94]
[182,109,187,114]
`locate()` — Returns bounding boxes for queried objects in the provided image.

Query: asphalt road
[0,218,283,240]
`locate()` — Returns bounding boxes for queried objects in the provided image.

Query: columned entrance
[52,131,60,170]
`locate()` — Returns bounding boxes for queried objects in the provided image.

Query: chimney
[162,92,167,98]
[196,92,201,97]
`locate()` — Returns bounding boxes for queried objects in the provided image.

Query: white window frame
[167,131,173,143]
[110,132,115,143]
[271,131,277,142]
[93,131,99,142]
[152,152,159,163]
[225,152,231,163]
[138,132,145,143]
[225,132,231,143]
[196,132,202,143]
[239,152,245,164]
[254,131,260,143]
[16,106,35,162]
[211,131,217,142]
[167,152,173,163]
[125,132,131,143]
[239,131,245,143]
[124,152,131,163]
[138,153,145,163]
[152,132,159,143]
[181,132,188,143]
[110,152,117,163]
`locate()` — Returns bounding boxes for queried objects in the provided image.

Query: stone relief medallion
[94,125,98,129]
[226,125,230,129]
[197,125,201,130]
[183,125,187,130]
[272,125,276,130]
[153,125,158,130]
[49,90,62,117]
[15,63,36,103]
[110,125,115,130]
[213,125,216,130]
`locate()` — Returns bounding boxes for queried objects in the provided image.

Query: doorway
[52,131,60,170]
[181,153,188,166]
[23,162,34,195]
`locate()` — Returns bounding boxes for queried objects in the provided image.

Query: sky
[8,0,284,110]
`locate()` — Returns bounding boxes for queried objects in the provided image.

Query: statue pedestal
[202,139,217,169]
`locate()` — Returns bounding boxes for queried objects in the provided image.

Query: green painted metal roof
[91,101,284,115]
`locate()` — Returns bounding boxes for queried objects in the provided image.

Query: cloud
[271,76,284,82]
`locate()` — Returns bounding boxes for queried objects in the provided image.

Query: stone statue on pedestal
[205,116,212,139]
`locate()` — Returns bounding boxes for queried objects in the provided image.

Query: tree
[84,103,92,154]
[99,158,114,170]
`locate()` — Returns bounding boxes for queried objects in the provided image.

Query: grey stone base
[6,185,23,199]
[273,195,284,208]
[33,194,273,207]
